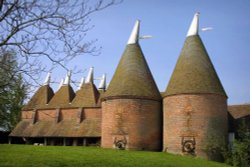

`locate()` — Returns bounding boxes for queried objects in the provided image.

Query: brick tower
[101,20,162,151]
[163,13,228,160]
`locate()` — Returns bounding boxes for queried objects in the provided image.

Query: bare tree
[0,0,121,86]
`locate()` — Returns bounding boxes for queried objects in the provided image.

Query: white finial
[58,79,64,89]
[43,72,51,86]
[98,74,106,90]
[127,20,140,44]
[63,71,71,85]
[78,77,85,89]
[187,12,200,37]
[85,67,94,83]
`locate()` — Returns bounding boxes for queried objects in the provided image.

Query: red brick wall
[31,108,102,121]
[21,110,33,120]
[37,109,57,121]
[84,108,102,119]
[61,108,78,120]
[101,99,162,151]
[163,94,228,159]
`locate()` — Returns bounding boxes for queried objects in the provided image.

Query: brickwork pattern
[37,109,58,121]
[21,108,102,122]
[101,99,162,151]
[163,94,228,159]
[21,110,33,120]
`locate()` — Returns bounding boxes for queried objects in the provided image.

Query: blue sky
[46,0,250,105]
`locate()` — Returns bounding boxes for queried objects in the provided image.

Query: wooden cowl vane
[163,13,228,161]
[101,20,162,151]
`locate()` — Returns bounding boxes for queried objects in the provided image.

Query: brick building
[10,13,250,160]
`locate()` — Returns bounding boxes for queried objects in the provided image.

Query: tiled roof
[165,35,227,97]
[47,85,75,108]
[71,83,100,107]
[103,44,161,101]
[228,104,250,119]
[9,119,101,137]
[23,85,54,110]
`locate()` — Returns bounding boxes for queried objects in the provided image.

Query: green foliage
[224,120,250,167]
[204,117,227,161]
[0,51,27,131]
[204,134,226,162]
[0,144,230,167]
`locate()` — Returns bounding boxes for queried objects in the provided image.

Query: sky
[45,0,250,105]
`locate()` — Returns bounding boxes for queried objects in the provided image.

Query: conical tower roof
[164,13,227,97]
[103,20,161,101]
[72,83,100,107]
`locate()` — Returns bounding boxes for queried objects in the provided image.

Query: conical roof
[104,21,161,101]
[164,35,227,97]
[48,85,75,108]
[104,44,161,101]
[23,85,54,110]
[71,83,100,107]
[165,13,226,97]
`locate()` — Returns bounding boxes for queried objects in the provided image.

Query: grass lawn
[0,144,230,167]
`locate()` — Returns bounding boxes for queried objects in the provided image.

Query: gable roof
[164,35,227,97]
[103,44,161,101]
[228,104,250,119]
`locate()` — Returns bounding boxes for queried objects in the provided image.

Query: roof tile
[103,44,161,101]
[165,35,227,97]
